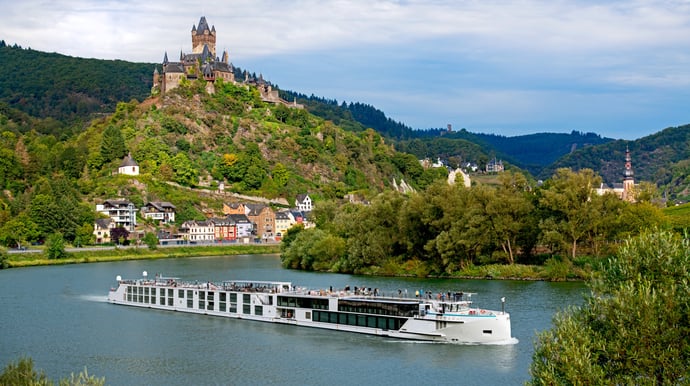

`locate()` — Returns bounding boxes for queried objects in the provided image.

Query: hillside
[3,42,689,197]
[543,124,690,200]
[0,42,153,134]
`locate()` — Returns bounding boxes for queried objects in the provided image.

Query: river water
[0,254,585,385]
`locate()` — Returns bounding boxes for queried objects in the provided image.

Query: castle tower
[191,16,216,57]
[622,146,635,201]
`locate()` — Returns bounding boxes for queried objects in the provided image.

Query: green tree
[529,229,690,384]
[74,223,96,247]
[100,124,126,163]
[476,172,533,264]
[171,152,198,186]
[143,232,159,250]
[271,163,291,188]
[538,168,602,259]
[0,214,40,248]
[46,232,67,259]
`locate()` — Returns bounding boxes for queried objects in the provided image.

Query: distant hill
[543,124,690,200]
[0,42,153,134]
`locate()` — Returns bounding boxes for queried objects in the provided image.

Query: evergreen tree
[100,125,126,163]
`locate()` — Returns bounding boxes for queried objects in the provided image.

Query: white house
[141,201,176,224]
[179,220,214,243]
[118,153,139,176]
[295,194,313,212]
[96,200,137,231]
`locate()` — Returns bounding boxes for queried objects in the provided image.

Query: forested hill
[542,124,690,200]
[0,42,642,180]
[0,42,153,134]
[450,130,614,176]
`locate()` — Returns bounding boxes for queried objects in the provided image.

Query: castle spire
[163,51,169,64]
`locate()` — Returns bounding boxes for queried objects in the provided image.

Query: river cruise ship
[108,272,513,344]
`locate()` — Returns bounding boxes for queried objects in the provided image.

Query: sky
[1,0,690,140]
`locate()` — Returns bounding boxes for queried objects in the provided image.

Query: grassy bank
[2,245,589,281]
[3,244,281,268]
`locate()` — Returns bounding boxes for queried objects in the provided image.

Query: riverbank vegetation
[0,244,279,268]
[282,168,670,280]
[0,357,104,386]
[529,229,690,383]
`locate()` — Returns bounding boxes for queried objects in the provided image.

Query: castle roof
[163,62,184,73]
[195,16,212,35]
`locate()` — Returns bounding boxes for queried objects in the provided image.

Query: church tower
[191,16,216,57]
[622,146,635,202]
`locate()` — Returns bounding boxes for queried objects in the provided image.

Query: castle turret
[192,16,216,57]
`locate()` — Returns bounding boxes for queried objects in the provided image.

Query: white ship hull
[108,275,514,345]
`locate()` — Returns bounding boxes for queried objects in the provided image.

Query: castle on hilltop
[153,16,302,108]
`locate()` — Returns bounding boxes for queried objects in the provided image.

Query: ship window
[357,315,366,327]
[207,292,214,310]
[243,304,250,314]
[483,330,492,334]
[305,311,311,320]
[220,301,226,312]
[160,296,165,306]
[229,304,237,313]
[255,305,263,316]
[243,294,250,304]
[199,291,205,309]
[367,316,377,328]
[377,317,387,329]
[220,293,227,302]
[348,314,356,326]
[230,293,237,302]
[339,313,347,324]
[150,288,156,296]
[168,297,173,306]
[168,289,173,297]
[179,289,184,298]
[329,313,338,324]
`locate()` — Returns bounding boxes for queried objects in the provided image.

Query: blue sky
[1,0,690,140]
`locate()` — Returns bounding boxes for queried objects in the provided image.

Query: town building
[210,217,236,242]
[295,194,313,212]
[93,218,115,244]
[228,214,253,240]
[246,204,276,240]
[96,200,137,231]
[486,158,504,173]
[274,211,293,240]
[141,202,176,224]
[178,220,214,243]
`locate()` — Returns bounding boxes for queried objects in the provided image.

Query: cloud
[1,0,690,139]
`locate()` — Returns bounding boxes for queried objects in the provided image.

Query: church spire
[622,145,635,202]
[624,145,634,181]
